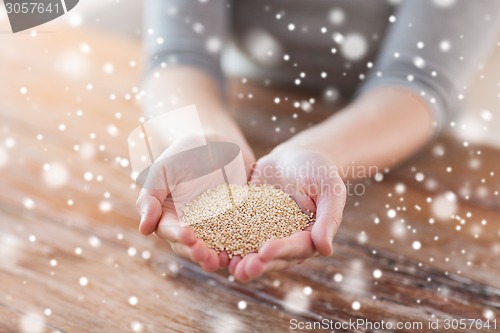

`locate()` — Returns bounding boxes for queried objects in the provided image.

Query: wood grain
[0,27,499,333]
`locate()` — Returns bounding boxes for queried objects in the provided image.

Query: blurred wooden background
[0,11,499,333]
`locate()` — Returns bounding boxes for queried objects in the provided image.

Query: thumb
[136,164,171,235]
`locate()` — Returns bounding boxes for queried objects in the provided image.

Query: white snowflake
[431,191,458,220]
[19,313,45,333]
[42,162,69,188]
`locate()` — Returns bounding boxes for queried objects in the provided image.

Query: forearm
[141,66,249,147]
[280,87,434,181]
[142,0,241,142]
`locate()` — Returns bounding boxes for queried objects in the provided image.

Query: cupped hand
[136,133,255,272]
[230,146,346,282]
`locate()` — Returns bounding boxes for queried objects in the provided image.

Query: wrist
[141,66,224,118]
[203,121,256,170]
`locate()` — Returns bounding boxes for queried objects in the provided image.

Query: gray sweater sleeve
[143,0,228,91]
[359,0,500,132]
[144,0,500,133]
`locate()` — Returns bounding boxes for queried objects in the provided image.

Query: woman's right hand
[136,133,255,272]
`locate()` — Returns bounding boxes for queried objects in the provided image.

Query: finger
[262,259,299,273]
[234,258,251,283]
[229,255,242,275]
[258,231,316,261]
[156,225,197,245]
[218,251,230,269]
[189,239,211,262]
[171,240,221,272]
[200,249,220,272]
[155,210,197,245]
[311,178,346,256]
[170,243,192,259]
[136,187,169,236]
[241,253,266,280]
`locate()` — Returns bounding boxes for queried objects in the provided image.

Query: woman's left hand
[229,145,347,282]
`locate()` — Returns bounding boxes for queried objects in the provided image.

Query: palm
[229,148,346,282]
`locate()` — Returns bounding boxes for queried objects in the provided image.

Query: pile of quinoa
[180,184,314,258]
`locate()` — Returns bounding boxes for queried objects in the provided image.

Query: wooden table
[0,28,499,333]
